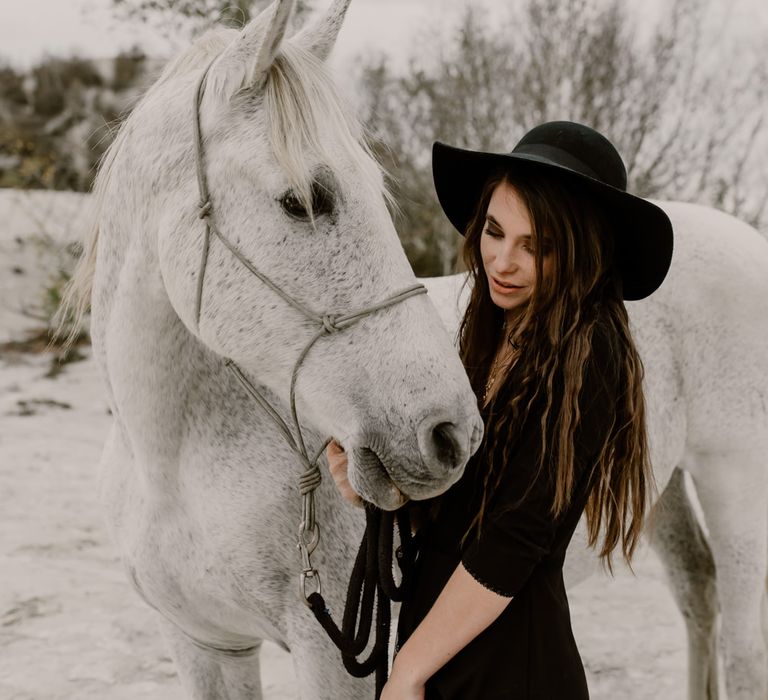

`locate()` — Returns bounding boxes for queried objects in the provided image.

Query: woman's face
[480,180,553,314]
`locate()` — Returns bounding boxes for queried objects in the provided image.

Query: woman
[326,121,673,699]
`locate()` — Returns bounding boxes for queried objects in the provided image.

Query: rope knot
[198,200,213,219]
[320,314,341,334]
[299,463,323,495]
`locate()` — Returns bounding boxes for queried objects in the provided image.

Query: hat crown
[512,121,627,191]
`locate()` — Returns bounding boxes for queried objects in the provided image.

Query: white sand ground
[0,188,690,698]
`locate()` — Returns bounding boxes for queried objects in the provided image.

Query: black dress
[396,323,622,699]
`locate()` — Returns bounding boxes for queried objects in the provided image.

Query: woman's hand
[325,439,364,508]
[380,667,425,700]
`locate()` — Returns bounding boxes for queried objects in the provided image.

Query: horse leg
[563,514,602,590]
[693,449,768,700]
[158,618,265,700]
[648,466,719,700]
[285,608,375,700]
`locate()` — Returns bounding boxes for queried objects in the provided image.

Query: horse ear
[292,0,352,62]
[212,0,295,98]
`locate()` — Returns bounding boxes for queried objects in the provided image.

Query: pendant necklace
[482,330,520,404]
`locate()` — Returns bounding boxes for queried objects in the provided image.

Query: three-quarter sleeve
[460,324,620,597]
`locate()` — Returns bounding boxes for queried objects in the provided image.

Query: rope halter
[190,57,428,605]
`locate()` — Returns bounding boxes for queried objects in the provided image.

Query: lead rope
[191,58,424,694]
[307,505,418,698]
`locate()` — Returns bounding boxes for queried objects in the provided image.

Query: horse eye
[279,183,335,222]
[280,191,308,220]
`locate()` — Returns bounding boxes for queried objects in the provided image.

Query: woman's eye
[483,227,502,238]
[279,183,335,222]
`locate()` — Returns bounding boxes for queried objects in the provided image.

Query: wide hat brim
[432,141,673,301]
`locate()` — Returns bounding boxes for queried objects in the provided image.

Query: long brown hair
[456,169,654,572]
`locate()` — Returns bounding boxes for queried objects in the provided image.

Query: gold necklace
[482,367,501,404]
[482,325,521,403]
[482,349,518,404]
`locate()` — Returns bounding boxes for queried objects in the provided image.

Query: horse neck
[91,201,304,497]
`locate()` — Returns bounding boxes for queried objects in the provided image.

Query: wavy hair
[455,169,655,571]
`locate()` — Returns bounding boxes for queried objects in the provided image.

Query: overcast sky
[1,0,766,74]
[2,0,462,70]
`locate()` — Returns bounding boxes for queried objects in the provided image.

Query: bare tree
[111,0,315,38]
[358,0,768,276]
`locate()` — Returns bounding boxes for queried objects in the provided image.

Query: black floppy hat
[432,121,674,301]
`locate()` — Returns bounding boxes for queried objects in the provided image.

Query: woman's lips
[490,276,525,294]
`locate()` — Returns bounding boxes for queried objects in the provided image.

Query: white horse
[59,1,768,699]
[62,1,484,697]
[425,199,768,700]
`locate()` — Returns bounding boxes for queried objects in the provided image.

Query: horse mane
[55,24,388,348]
[263,42,388,221]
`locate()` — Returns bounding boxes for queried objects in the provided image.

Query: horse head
[100,0,483,510]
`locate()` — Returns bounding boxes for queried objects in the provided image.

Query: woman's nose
[497,249,520,272]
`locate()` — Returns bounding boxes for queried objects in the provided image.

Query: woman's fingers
[326,439,347,478]
[325,439,364,508]
[326,438,343,454]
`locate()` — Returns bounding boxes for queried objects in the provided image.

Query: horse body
[652,202,768,700]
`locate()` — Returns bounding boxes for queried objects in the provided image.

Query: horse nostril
[433,422,460,468]
[416,417,467,472]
